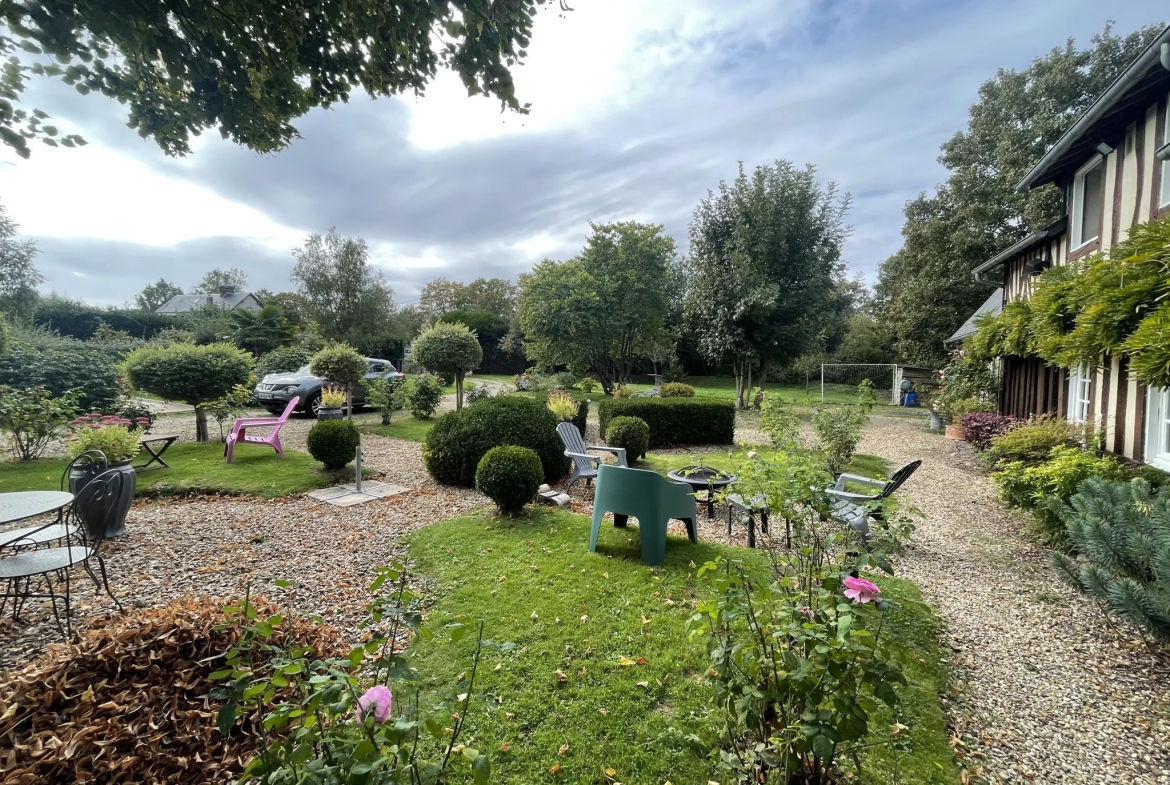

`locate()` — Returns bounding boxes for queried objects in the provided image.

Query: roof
[970,218,1067,278]
[155,291,261,314]
[945,288,1003,346]
[1017,25,1170,192]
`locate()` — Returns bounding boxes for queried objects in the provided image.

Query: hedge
[597,398,735,448]
[0,346,121,412]
[569,397,588,437]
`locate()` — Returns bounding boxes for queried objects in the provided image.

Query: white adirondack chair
[557,421,628,490]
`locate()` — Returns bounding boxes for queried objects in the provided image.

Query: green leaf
[216,704,236,736]
[472,753,491,783]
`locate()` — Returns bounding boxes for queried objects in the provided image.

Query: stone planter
[69,459,136,539]
[944,424,964,440]
[927,411,945,432]
[317,408,345,421]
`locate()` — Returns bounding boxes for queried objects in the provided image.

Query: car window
[368,361,387,373]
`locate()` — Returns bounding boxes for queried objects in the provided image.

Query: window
[1070,157,1104,249]
[1067,366,1091,425]
[1161,94,1170,209]
[1145,387,1170,472]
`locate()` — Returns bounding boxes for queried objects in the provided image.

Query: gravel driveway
[859,415,1170,785]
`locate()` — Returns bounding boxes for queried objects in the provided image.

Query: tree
[411,322,483,410]
[309,343,368,420]
[193,267,248,294]
[123,343,253,442]
[1,0,564,159]
[291,229,395,348]
[231,304,293,356]
[684,161,850,408]
[418,277,518,320]
[836,313,895,364]
[0,199,42,321]
[134,278,183,311]
[874,23,1162,366]
[519,221,675,394]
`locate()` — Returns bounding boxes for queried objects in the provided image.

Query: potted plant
[65,414,143,538]
[927,399,945,432]
[317,386,346,421]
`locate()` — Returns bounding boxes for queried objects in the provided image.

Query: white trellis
[820,364,898,404]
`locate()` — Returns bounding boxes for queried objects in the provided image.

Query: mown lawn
[356,415,438,443]
[404,507,959,784]
[0,443,370,498]
[638,448,890,483]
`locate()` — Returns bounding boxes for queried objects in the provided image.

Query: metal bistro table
[0,491,75,549]
[666,466,736,519]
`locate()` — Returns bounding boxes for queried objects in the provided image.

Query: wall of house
[999,91,1170,465]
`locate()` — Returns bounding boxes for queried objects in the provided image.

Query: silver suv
[254,358,404,416]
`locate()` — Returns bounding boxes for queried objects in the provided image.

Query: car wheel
[306,392,322,418]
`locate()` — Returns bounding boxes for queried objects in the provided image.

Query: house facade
[969,26,1170,467]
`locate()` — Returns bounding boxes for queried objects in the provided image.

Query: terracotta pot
[944,424,964,440]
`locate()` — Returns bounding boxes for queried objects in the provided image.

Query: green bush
[658,382,694,398]
[362,376,405,425]
[811,406,869,476]
[306,419,361,469]
[992,445,1130,544]
[464,381,492,404]
[475,445,544,514]
[410,321,482,409]
[597,398,734,447]
[604,416,649,461]
[257,346,315,378]
[1050,477,1170,643]
[0,386,81,460]
[982,416,1080,470]
[310,343,367,389]
[0,345,121,412]
[0,313,8,356]
[423,395,568,487]
[406,374,444,419]
[570,397,588,437]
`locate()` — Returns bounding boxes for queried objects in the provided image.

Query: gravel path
[859,415,1170,785]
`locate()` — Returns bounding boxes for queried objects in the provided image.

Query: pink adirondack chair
[224,396,299,464]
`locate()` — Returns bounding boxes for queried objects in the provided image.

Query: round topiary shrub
[659,382,695,398]
[605,416,649,461]
[306,419,361,469]
[423,395,568,487]
[476,445,543,515]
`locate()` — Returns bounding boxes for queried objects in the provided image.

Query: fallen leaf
[554,670,568,683]
[635,657,647,665]
[605,768,616,778]
[602,572,609,579]
[505,712,515,720]
[636,681,649,688]
[499,742,511,753]
[618,656,637,667]
[598,707,608,715]
[580,614,589,623]
[558,744,569,756]
[641,614,651,625]
[549,763,562,774]
[530,611,539,622]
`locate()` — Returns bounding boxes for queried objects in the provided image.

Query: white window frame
[1144,387,1170,472]
[1070,156,1104,250]
[1067,366,1091,425]
[1160,93,1170,209]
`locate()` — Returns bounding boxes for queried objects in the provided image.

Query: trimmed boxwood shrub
[306,419,361,469]
[658,382,695,398]
[256,346,314,378]
[423,395,568,487]
[597,398,734,448]
[476,445,543,514]
[605,416,649,461]
[571,398,588,437]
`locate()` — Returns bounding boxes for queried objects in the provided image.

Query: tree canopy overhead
[0,0,568,158]
[874,23,1162,366]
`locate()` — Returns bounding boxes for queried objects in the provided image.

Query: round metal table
[0,491,74,526]
[666,467,737,519]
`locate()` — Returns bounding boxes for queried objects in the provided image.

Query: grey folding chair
[824,459,921,543]
[557,421,628,490]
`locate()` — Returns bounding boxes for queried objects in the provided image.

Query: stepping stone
[306,481,411,507]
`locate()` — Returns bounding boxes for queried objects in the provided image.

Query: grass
[404,507,959,784]
[0,443,371,498]
[356,415,438,443]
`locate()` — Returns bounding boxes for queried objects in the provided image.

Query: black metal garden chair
[0,467,125,638]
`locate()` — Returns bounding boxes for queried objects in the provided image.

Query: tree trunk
[346,385,353,420]
[455,373,464,411]
[195,407,209,442]
[733,356,747,409]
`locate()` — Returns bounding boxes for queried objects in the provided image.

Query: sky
[1,0,1165,307]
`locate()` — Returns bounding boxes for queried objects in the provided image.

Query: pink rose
[356,685,393,723]
[843,576,880,604]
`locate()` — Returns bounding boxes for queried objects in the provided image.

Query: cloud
[1,0,1165,305]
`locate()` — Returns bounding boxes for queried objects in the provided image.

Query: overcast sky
[1,0,1164,307]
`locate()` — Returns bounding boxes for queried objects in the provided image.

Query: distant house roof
[945,289,1003,346]
[155,290,262,314]
[970,218,1067,279]
[1017,24,1170,192]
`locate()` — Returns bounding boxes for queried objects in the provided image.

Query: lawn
[404,507,959,784]
[0,443,370,498]
[356,415,438,443]
[640,447,890,483]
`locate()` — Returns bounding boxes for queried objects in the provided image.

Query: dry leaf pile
[0,596,342,784]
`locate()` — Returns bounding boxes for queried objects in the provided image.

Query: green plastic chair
[589,464,697,566]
